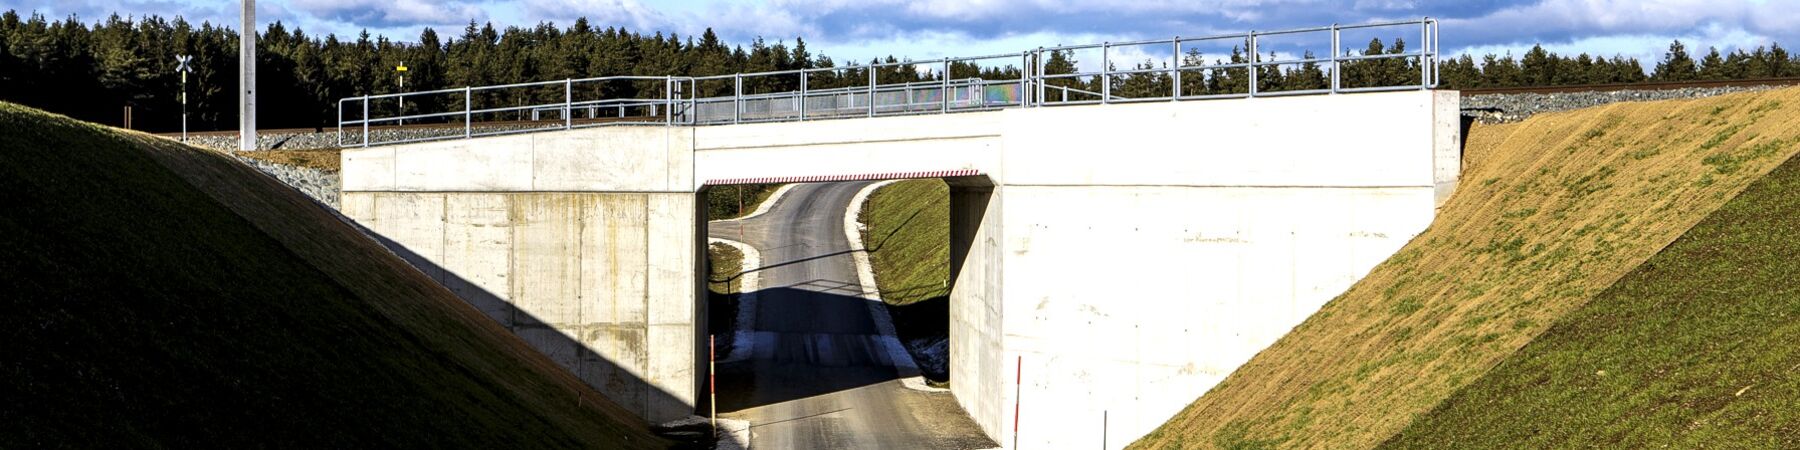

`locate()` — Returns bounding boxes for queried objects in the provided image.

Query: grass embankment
[857,178,952,381]
[707,242,746,358]
[1382,154,1800,448]
[1132,87,1800,449]
[235,148,342,171]
[0,102,669,448]
[706,184,781,220]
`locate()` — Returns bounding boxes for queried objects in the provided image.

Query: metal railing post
[734,74,743,124]
[868,66,876,117]
[1172,37,1182,99]
[942,60,951,112]
[464,87,472,138]
[335,102,343,147]
[799,71,808,121]
[1420,19,1429,90]
[1036,48,1046,104]
[666,76,674,126]
[361,96,369,148]
[1020,52,1030,107]
[1330,25,1340,94]
[1101,42,1110,103]
[1248,31,1258,97]
[564,78,573,130]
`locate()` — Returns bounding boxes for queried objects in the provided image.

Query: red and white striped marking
[706,169,981,186]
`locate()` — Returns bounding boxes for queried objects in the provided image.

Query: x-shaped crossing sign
[175,55,193,73]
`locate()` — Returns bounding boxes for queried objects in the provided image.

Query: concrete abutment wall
[340,128,702,423]
[340,90,1461,448]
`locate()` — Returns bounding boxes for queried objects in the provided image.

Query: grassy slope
[857,178,953,381]
[706,184,782,220]
[858,178,951,307]
[1382,154,1800,448]
[0,102,668,448]
[1132,87,1800,449]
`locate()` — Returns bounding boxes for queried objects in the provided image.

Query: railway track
[156,115,669,138]
[1460,77,1800,95]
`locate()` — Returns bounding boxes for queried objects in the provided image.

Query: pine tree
[1652,40,1698,81]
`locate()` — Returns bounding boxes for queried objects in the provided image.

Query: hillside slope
[1132,87,1800,448]
[0,102,669,448]
[1382,153,1800,448]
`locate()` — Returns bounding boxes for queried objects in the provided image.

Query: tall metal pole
[239,0,256,151]
[177,55,190,142]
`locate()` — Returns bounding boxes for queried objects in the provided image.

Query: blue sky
[7,0,1800,68]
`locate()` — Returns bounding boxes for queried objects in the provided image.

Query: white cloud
[288,0,484,28]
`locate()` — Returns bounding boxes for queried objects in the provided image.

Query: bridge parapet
[337,18,1440,148]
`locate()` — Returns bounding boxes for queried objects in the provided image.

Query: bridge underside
[340,89,1461,448]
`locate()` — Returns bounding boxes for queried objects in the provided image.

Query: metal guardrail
[339,18,1439,147]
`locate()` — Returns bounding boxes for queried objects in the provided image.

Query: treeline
[0,11,959,132]
[6,9,1800,133]
[1438,41,1799,88]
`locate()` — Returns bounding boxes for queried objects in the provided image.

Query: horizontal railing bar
[1333,85,1428,93]
[1175,93,1254,100]
[1252,88,1336,97]
[1335,52,1429,62]
[1336,19,1431,30]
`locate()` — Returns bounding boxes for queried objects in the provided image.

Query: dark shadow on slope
[0,103,674,448]
[362,228,705,445]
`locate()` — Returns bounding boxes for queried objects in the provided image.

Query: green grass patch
[1380,154,1800,449]
[705,184,781,220]
[858,179,952,307]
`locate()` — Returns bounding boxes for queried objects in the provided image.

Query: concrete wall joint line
[695,134,999,152]
[999,184,1437,189]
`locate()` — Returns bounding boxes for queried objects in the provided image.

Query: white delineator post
[239,0,256,151]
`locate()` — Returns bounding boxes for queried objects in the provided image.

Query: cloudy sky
[7,0,1800,67]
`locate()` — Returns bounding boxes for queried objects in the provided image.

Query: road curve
[708,181,994,449]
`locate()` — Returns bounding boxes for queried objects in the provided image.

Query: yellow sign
[395,65,408,72]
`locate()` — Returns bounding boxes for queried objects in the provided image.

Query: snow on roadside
[709,237,762,363]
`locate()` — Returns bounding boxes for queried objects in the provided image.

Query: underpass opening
[697,173,997,448]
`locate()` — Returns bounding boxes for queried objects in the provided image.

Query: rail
[339,18,1439,147]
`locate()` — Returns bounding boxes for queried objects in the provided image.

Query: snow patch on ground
[709,237,761,363]
[657,416,750,450]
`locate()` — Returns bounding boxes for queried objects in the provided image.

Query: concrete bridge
[338,87,1461,448]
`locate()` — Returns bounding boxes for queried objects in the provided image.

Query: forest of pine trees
[5,10,1800,133]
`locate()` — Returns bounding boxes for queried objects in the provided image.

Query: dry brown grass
[234,148,342,171]
[1131,87,1800,449]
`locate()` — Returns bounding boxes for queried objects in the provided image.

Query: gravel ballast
[1463,85,1788,124]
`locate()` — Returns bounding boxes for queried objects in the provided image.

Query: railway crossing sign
[176,54,192,141]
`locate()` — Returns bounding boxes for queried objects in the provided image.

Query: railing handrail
[338,18,1439,147]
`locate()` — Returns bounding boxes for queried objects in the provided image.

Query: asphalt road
[709,181,995,449]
